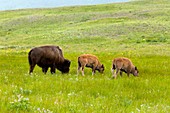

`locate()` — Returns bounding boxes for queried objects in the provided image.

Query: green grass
[0,0,170,112]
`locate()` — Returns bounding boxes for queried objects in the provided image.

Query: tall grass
[0,0,170,112]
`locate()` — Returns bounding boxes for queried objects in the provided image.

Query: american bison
[28,45,71,74]
[77,54,104,76]
[111,57,138,79]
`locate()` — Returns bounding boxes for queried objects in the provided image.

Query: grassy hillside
[0,0,170,112]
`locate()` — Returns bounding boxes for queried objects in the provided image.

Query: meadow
[0,0,170,112]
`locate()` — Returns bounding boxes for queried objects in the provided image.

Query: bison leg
[81,66,85,76]
[92,67,96,76]
[111,68,118,78]
[29,64,36,74]
[120,71,123,77]
[126,69,130,77]
[42,67,48,74]
[111,64,116,78]
[111,68,114,77]
[113,68,119,79]
[77,60,81,75]
[92,71,95,76]
[127,72,130,77]
[77,65,81,75]
[50,66,56,74]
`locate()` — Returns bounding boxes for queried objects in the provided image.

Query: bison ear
[101,64,104,68]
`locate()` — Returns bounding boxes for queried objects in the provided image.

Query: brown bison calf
[111,57,138,79]
[28,45,71,74]
[77,54,104,76]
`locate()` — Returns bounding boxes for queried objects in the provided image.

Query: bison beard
[28,45,71,74]
[55,59,71,73]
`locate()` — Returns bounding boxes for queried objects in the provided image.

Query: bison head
[97,64,104,73]
[57,59,71,73]
[133,66,139,76]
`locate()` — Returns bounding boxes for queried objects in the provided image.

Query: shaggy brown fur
[28,45,71,74]
[77,54,104,76]
[111,57,138,79]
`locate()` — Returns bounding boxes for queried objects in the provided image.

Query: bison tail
[78,57,81,67]
[112,64,116,70]
[28,50,33,65]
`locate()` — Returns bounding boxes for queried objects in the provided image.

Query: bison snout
[133,72,139,76]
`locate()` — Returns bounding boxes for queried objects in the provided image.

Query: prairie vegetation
[0,0,170,112]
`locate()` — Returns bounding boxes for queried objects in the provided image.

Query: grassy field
[0,0,170,112]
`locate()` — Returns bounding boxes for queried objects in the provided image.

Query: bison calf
[77,54,104,76]
[111,57,138,79]
[28,45,71,74]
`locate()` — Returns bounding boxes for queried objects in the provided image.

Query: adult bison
[111,57,138,79]
[77,54,104,76]
[28,45,71,74]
